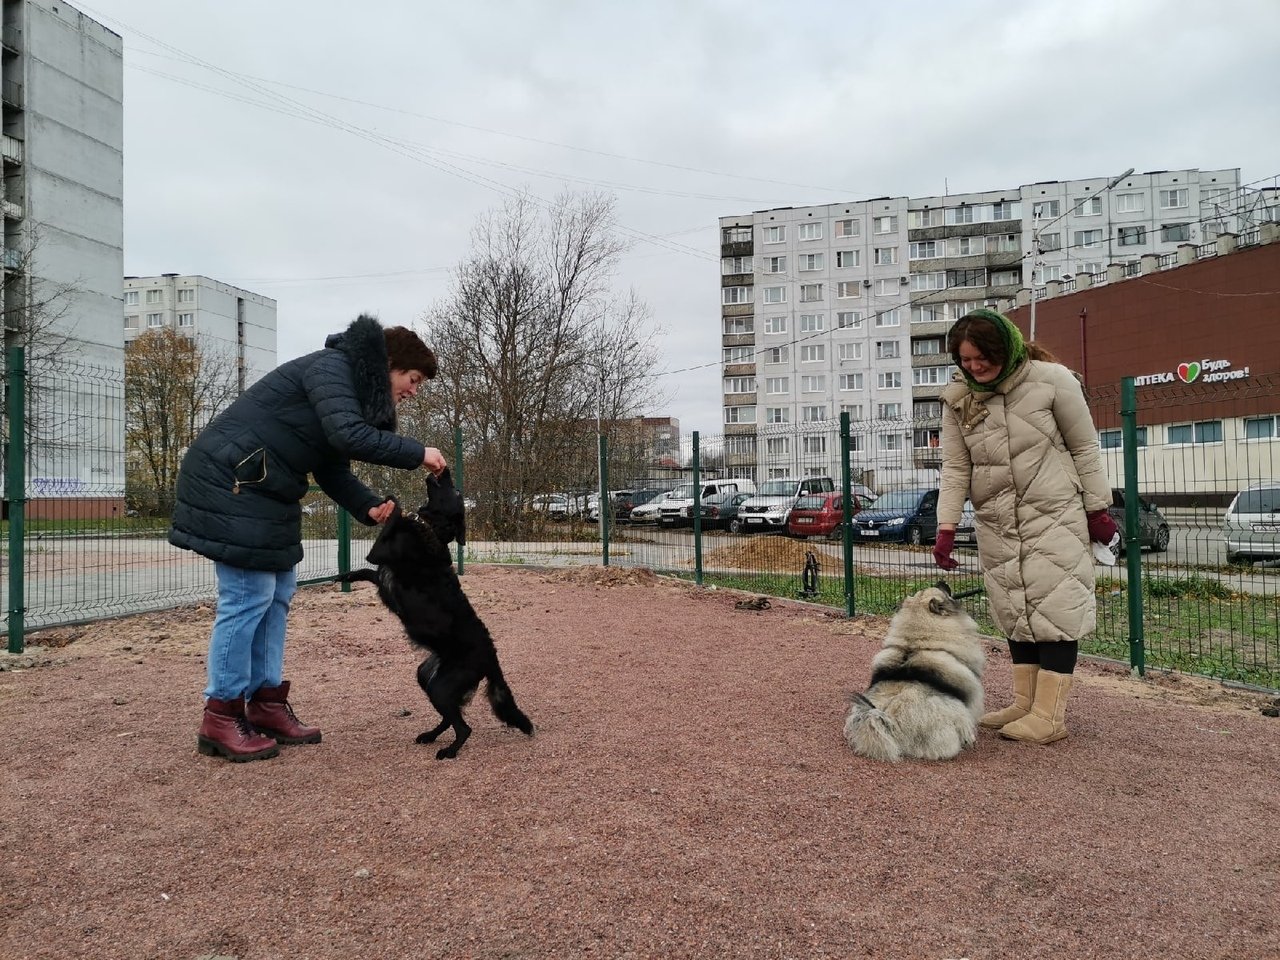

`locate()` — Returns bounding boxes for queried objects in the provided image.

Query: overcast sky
[83,0,1280,433]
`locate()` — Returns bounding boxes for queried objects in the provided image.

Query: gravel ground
[1,565,1277,960]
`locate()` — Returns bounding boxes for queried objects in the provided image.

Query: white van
[658,478,756,527]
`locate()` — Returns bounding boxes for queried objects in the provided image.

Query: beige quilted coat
[938,360,1112,643]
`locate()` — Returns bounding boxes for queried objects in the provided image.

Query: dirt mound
[699,535,842,570]
[539,565,661,588]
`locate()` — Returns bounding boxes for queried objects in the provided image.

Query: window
[723,316,754,335]
[841,403,865,420]
[836,311,863,330]
[1244,416,1277,440]
[766,437,790,456]
[764,256,786,273]
[726,436,756,456]
[991,201,1020,221]
[722,256,753,274]
[146,313,163,327]
[1203,221,1227,240]
[1161,223,1191,242]
[909,241,940,260]
[912,366,952,385]
[766,377,790,394]
[873,247,898,265]
[764,346,789,363]
[764,316,787,334]
[948,269,986,288]
[909,272,945,291]
[911,305,946,324]
[836,281,862,299]
[1032,200,1061,220]
[1194,420,1223,443]
[839,373,864,391]
[875,340,900,360]
[722,285,753,305]
[991,269,1020,286]
[835,250,860,268]
[124,290,139,306]
[878,434,903,451]
[1099,428,1149,448]
[803,436,827,455]
[1159,188,1188,209]
[799,283,823,302]
[725,376,756,394]
[145,289,162,304]
[873,215,898,234]
[124,314,139,329]
[1039,232,1062,251]
[178,313,195,327]
[801,375,826,392]
[838,342,863,361]
[874,278,899,297]
[1038,265,1061,283]
[722,226,752,243]
[1078,262,1104,276]
[1074,196,1102,216]
[763,225,785,243]
[875,309,901,327]
[799,344,825,362]
[911,337,943,355]
[798,253,823,271]
[723,346,753,363]
[949,300,981,319]
[177,288,195,303]
[724,405,756,424]
[909,209,942,228]
[1118,226,1146,247]
[1115,193,1144,213]
[802,406,827,422]
[914,428,942,449]
[948,236,985,257]
[1074,229,1103,248]
[877,402,901,419]
[835,218,860,238]
[914,400,942,419]
[946,206,975,225]
[798,222,823,241]
[878,371,902,389]
[799,313,824,333]
[991,234,1020,254]
[765,408,789,424]
[763,286,787,304]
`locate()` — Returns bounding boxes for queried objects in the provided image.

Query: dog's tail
[486,666,534,736]
[842,691,902,763]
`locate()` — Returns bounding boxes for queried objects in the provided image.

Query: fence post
[336,507,352,592]
[5,346,25,652]
[599,432,610,568]
[1121,376,1144,676]
[692,431,702,586]
[454,426,465,575]
[840,412,855,618]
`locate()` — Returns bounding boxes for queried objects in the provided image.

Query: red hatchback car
[786,492,872,539]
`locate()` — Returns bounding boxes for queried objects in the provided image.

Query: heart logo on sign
[1177,361,1200,383]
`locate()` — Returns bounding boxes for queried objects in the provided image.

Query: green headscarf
[955,308,1026,393]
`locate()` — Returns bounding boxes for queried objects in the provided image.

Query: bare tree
[419,190,663,535]
[124,327,239,515]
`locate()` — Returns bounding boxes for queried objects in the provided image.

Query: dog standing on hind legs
[843,581,985,762]
[341,468,533,759]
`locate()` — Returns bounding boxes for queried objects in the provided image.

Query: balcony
[1,26,21,56]
[2,197,22,220]
[721,240,753,258]
[1,79,20,109]
[2,133,21,163]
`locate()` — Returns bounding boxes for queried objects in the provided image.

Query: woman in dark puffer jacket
[170,314,446,762]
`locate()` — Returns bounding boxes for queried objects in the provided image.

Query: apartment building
[124,274,277,390]
[718,168,1250,486]
[1,0,123,516]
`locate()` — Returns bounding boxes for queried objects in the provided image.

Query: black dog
[340,468,533,758]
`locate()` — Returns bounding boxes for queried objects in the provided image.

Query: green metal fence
[3,348,1278,689]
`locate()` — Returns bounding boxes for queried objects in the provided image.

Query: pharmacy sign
[1134,358,1250,388]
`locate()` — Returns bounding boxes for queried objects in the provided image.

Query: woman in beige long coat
[932,310,1118,744]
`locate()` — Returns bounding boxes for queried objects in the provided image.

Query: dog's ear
[934,579,953,596]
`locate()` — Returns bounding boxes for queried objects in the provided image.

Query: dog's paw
[435,746,458,760]
[415,731,440,745]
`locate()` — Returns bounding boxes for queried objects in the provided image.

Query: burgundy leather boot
[246,681,322,745]
[197,696,279,762]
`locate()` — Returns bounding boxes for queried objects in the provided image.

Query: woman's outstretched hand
[423,447,446,476]
[368,499,396,524]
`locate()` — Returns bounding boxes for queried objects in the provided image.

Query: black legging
[1008,639,1078,674]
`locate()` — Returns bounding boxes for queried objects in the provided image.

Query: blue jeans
[204,563,297,701]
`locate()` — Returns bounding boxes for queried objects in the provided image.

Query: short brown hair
[384,326,437,378]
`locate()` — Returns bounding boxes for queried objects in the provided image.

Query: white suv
[738,477,836,532]
[1223,483,1280,564]
[658,478,755,528]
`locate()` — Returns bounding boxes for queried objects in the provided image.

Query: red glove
[1087,510,1119,544]
[932,528,959,570]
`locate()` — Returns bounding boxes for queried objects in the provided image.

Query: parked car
[586,489,634,523]
[954,500,977,546]
[1223,482,1280,564]
[786,491,874,539]
[850,487,940,545]
[528,493,579,521]
[1109,488,1170,553]
[628,490,672,524]
[659,478,756,527]
[613,488,665,522]
[685,491,754,533]
[739,477,837,532]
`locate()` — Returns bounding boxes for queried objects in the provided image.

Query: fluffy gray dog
[843,581,986,762]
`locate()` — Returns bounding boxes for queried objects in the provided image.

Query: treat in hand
[1086,509,1119,545]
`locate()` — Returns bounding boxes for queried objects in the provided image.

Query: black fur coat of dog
[341,468,533,758]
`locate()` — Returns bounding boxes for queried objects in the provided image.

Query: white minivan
[658,478,756,527]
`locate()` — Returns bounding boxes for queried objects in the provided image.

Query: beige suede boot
[980,663,1040,729]
[999,670,1074,744]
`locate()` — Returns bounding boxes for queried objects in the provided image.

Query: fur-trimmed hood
[325,313,396,431]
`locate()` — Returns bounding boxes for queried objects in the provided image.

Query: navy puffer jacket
[169,315,427,571]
